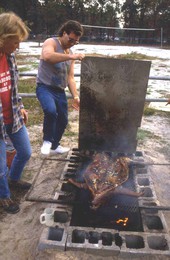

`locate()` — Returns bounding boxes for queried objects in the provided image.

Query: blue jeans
[0,125,31,199]
[36,84,68,150]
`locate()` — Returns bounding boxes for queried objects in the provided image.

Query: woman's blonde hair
[0,12,29,47]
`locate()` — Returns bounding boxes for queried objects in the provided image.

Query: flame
[116,217,128,226]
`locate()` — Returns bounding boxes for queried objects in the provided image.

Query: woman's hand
[20,108,28,124]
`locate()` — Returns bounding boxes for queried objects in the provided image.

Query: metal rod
[25,196,170,211]
[82,24,156,31]
[25,196,73,204]
[149,76,170,80]
[45,158,170,166]
[133,163,170,166]
[18,92,72,99]
[45,157,170,166]
[161,27,163,48]
[145,98,169,102]
[146,163,170,166]
[18,92,170,103]
[46,158,80,163]
[139,205,170,211]
[46,158,170,166]
[19,72,170,81]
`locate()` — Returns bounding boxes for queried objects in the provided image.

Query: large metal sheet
[78,57,151,153]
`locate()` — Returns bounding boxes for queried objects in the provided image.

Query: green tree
[0,0,168,43]
[0,0,42,35]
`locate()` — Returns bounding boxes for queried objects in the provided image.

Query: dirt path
[0,112,170,260]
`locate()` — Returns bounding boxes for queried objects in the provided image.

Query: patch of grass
[18,63,38,72]
[115,52,157,60]
[27,108,44,126]
[64,123,77,137]
[18,78,36,93]
[165,94,170,98]
[64,128,77,137]
[143,106,170,117]
[24,218,33,224]
[18,78,43,126]
[31,62,39,69]
[143,107,157,115]
[23,99,44,126]
[16,54,39,71]
[137,129,152,141]
[137,129,160,142]
[16,54,40,60]
[23,169,33,179]
[30,135,42,146]
[157,89,169,95]
[86,53,109,57]
[18,66,31,72]
[146,85,152,95]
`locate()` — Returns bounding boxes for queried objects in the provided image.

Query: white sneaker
[41,141,52,155]
[50,145,70,154]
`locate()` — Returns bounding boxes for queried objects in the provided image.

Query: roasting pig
[68,152,143,209]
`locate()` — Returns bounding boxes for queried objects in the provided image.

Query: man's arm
[41,38,84,64]
[165,98,170,106]
[68,61,80,110]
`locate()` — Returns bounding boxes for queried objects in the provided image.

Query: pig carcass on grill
[68,152,143,209]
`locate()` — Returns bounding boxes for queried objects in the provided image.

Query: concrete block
[38,226,67,251]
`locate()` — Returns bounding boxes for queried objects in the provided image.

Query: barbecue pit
[38,57,170,257]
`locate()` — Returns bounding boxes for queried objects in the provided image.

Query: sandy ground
[0,109,170,260]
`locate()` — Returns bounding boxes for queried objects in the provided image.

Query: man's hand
[72,53,85,61]
[20,108,28,124]
[166,99,170,106]
[72,96,80,111]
